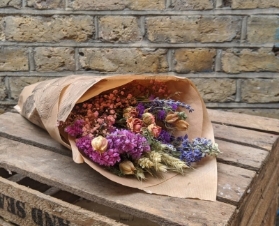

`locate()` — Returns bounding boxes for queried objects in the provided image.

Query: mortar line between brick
[0,42,274,48]
[75,48,79,71]
[165,0,171,9]
[140,16,145,38]
[215,0,223,8]
[65,0,68,10]
[167,49,174,72]
[215,49,222,72]
[4,77,11,99]
[235,79,242,102]
[241,16,248,42]
[206,103,279,108]
[28,47,35,71]
[1,9,279,16]
[94,16,99,40]
[1,72,279,79]
[22,0,26,8]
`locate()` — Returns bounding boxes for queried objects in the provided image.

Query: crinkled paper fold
[15,75,217,201]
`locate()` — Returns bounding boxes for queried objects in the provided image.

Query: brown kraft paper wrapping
[15,75,217,201]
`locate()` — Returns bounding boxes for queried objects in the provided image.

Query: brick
[34,47,75,72]
[26,0,64,9]
[224,109,279,119]
[99,16,142,43]
[0,77,7,101]
[174,49,216,73]
[171,0,214,10]
[0,48,29,71]
[69,0,165,10]
[247,16,279,44]
[79,48,168,73]
[241,79,279,103]
[5,16,94,42]
[0,0,21,8]
[192,79,236,102]
[232,0,279,9]
[146,16,241,43]
[222,48,279,73]
[9,77,52,100]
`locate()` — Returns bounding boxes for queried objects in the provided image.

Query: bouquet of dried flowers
[60,79,220,180]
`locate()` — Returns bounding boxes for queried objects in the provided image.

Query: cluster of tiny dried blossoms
[62,80,220,180]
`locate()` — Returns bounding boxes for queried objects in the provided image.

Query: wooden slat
[217,163,255,205]
[246,140,279,226]
[8,174,26,183]
[0,112,70,157]
[75,199,159,226]
[231,139,279,226]
[208,109,279,134]
[216,140,268,171]
[0,113,271,172]
[0,176,126,226]
[260,195,278,226]
[0,137,235,226]
[213,124,277,151]
[0,217,15,226]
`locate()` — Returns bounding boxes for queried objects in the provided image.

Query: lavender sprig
[151,98,194,112]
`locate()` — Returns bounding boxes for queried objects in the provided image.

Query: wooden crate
[0,110,278,226]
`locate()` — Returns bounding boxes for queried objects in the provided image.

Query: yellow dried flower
[161,153,188,173]
[165,113,179,124]
[155,163,168,172]
[91,136,108,153]
[142,112,155,125]
[173,120,189,131]
[149,151,162,163]
[138,157,154,169]
[119,160,136,175]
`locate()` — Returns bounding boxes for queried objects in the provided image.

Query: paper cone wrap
[16,75,217,201]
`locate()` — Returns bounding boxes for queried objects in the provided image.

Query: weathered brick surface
[247,16,279,44]
[34,47,75,72]
[79,48,168,73]
[174,49,216,73]
[5,16,94,42]
[26,0,64,9]
[9,77,52,100]
[192,79,236,102]
[171,0,214,10]
[0,48,29,71]
[232,0,279,9]
[0,77,7,101]
[99,16,141,43]
[225,109,279,119]
[146,16,241,43]
[0,0,21,8]
[241,79,279,103]
[222,48,279,73]
[69,0,165,10]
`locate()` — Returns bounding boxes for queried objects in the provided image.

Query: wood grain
[208,109,279,134]
[231,139,279,226]
[0,136,235,226]
[216,140,268,171]
[213,124,277,150]
[0,176,125,226]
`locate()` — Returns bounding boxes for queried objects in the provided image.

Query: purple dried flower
[65,119,84,137]
[106,129,150,160]
[180,149,203,165]
[136,103,146,118]
[158,130,172,144]
[157,109,167,121]
[76,135,121,166]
